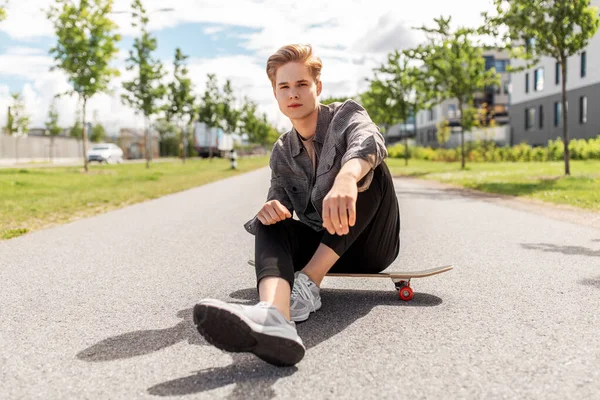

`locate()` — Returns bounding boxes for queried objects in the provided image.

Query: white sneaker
[290,271,322,322]
[193,299,305,367]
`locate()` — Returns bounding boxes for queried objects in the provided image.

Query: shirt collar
[290,103,332,158]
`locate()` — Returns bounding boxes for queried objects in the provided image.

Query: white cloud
[0,0,496,133]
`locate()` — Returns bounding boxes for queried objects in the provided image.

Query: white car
[87,143,124,164]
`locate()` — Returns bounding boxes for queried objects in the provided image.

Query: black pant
[254,162,400,290]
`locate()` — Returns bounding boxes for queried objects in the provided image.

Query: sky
[0,0,496,136]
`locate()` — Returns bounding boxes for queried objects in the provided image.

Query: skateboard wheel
[399,286,414,301]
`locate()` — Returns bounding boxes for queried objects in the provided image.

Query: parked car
[87,143,124,164]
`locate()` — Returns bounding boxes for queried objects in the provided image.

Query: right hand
[257,200,292,225]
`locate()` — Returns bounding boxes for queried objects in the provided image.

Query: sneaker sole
[193,303,305,367]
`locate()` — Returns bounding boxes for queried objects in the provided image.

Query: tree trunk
[82,97,89,172]
[404,136,408,166]
[459,99,465,169]
[181,120,186,164]
[561,59,570,176]
[145,116,150,169]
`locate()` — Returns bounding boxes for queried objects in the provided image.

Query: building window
[503,81,510,94]
[494,59,508,72]
[534,68,544,91]
[581,51,587,78]
[525,72,529,93]
[539,105,544,129]
[580,96,587,124]
[448,104,456,118]
[554,102,562,126]
[526,107,536,130]
[484,56,494,71]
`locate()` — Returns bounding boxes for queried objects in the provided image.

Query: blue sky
[0,0,493,134]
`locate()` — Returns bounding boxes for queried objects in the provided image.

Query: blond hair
[266,44,322,88]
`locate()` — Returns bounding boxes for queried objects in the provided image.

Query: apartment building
[510,15,600,146]
[413,49,511,147]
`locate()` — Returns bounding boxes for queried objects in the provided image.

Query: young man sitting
[193,44,401,367]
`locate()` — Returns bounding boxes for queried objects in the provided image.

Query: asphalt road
[1,166,598,399]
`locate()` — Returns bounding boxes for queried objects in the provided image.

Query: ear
[316,80,322,96]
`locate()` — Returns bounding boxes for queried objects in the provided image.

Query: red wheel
[399,286,414,301]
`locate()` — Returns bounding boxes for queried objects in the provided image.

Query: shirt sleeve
[338,100,388,191]
[243,158,295,235]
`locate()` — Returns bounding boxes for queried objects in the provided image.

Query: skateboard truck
[393,279,414,301]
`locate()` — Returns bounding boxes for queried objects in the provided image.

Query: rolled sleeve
[339,101,388,191]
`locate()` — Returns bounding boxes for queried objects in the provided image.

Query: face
[273,61,322,120]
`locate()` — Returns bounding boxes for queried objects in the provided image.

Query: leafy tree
[220,80,241,136]
[90,123,106,142]
[47,0,121,172]
[482,0,600,175]
[70,108,83,138]
[405,16,501,169]
[0,1,7,22]
[367,49,431,165]
[238,97,281,146]
[165,48,196,162]
[436,118,451,145]
[4,92,29,136]
[320,95,355,105]
[45,101,63,160]
[121,0,166,168]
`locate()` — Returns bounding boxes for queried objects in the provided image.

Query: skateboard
[247,259,453,301]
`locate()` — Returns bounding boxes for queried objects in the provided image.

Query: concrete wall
[0,134,91,163]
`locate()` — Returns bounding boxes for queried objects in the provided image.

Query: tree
[220,80,241,135]
[48,0,121,172]
[367,49,432,165]
[239,98,273,145]
[405,16,501,169]
[0,1,7,22]
[121,0,166,168]
[197,74,223,158]
[70,108,83,138]
[165,48,196,163]
[4,92,30,163]
[4,92,29,136]
[482,0,600,175]
[90,123,106,142]
[45,101,63,161]
[320,95,355,105]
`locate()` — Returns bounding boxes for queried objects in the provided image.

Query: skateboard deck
[247,259,453,301]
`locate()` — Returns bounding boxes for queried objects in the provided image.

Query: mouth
[288,104,302,108]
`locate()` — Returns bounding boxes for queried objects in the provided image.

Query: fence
[0,134,91,164]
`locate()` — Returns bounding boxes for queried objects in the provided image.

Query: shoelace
[291,278,316,310]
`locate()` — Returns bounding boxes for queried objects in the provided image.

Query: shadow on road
[579,276,600,289]
[521,242,600,257]
[395,187,509,202]
[77,288,442,398]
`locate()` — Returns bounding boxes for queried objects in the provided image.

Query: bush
[387,134,600,162]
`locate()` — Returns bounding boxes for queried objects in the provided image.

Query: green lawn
[387,159,600,211]
[0,156,269,240]
[2,155,598,240]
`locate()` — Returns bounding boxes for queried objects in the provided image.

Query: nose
[289,90,299,99]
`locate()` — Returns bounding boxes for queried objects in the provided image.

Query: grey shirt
[244,99,387,235]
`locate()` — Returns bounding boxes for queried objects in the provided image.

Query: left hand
[322,173,358,235]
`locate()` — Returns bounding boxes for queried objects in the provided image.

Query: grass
[387,158,600,211]
[0,156,269,240]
